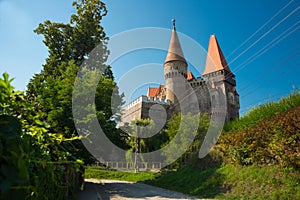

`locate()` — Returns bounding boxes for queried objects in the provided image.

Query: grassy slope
[224,91,300,131]
[147,164,300,199]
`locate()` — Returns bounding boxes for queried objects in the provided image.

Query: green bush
[0,73,83,199]
[216,100,300,168]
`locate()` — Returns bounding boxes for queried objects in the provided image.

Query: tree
[124,118,169,170]
[162,112,210,167]
[26,0,125,163]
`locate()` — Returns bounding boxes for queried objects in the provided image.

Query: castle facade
[120,22,240,126]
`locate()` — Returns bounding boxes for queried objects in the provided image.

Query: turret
[164,19,188,108]
[202,35,239,121]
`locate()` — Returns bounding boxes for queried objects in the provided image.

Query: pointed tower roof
[164,19,187,66]
[187,71,195,81]
[202,35,232,75]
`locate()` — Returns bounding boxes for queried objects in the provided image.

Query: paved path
[77,179,202,200]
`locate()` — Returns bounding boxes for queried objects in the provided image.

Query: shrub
[0,73,84,199]
[216,105,300,168]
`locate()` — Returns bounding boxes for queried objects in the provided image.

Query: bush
[216,105,300,168]
[0,73,84,199]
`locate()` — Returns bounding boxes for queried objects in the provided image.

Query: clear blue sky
[0,0,299,115]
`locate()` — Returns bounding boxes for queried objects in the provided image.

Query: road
[77,179,201,200]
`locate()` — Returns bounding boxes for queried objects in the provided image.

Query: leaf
[34,119,44,126]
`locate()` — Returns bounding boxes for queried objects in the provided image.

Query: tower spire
[164,19,187,66]
[202,35,232,75]
[172,18,176,30]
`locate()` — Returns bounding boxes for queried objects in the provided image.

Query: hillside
[224,91,300,131]
[216,91,300,168]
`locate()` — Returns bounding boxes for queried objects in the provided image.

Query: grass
[146,165,224,198]
[224,91,300,131]
[85,164,300,199]
[85,166,158,182]
[217,164,299,199]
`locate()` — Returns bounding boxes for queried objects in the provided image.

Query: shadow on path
[77,179,201,200]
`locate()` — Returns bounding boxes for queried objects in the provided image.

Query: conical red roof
[164,27,187,66]
[202,35,232,75]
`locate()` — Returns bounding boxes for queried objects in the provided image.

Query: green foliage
[0,72,84,199]
[216,96,300,168]
[0,115,29,199]
[34,0,108,70]
[85,167,157,182]
[224,91,300,131]
[127,119,156,153]
[26,0,125,163]
[123,119,169,164]
[162,112,210,167]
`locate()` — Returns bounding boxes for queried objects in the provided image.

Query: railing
[92,162,166,171]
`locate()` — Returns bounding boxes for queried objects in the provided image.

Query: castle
[120,21,240,126]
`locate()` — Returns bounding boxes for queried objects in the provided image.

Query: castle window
[228,92,234,104]
[212,95,216,107]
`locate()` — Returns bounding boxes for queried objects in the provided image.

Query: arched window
[228,92,234,104]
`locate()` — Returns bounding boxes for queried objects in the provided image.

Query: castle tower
[164,19,188,112]
[202,35,240,121]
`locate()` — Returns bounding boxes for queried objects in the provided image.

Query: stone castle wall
[120,96,171,126]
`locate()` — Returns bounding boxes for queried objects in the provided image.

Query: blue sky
[0,0,299,115]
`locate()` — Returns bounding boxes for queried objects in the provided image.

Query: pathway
[77,179,202,200]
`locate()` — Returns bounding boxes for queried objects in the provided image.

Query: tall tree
[27,0,124,163]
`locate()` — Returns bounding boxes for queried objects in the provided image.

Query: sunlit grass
[224,91,300,131]
[85,167,158,182]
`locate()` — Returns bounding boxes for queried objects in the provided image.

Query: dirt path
[77,179,202,200]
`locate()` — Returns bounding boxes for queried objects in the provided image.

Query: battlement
[188,77,207,87]
[123,95,171,110]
